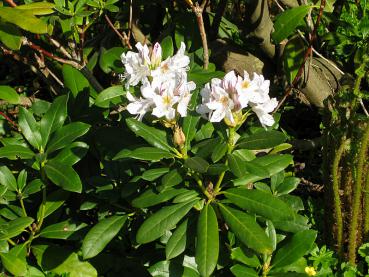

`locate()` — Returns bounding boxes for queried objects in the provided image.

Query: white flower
[126,92,154,121]
[176,79,196,117]
[248,73,271,105]
[151,79,179,121]
[251,97,278,127]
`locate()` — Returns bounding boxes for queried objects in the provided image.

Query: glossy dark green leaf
[0,8,48,34]
[51,141,89,166]
[272,5,313,43]
[0,166,17,191]
[166,219,188,259]
[158,169,183,191]
[0,85,20,104]
[182,115,200,151]
[211,141,228,163]
[94,86,126,108]
[244,162,269,178]
[184,157,209,173]
[275,177,300,195]
[37,190,69,221]
[283,37,305,84]
[18,107,42,150]
[224,188,295,221]
[231,247,260,267]
[0,145,34,160]
[114,147,175,161]
[17,169,27,192]
[82,215,127,259]
[227,154,246,178]
[172,190,199,203]
[0,251,27,276]
[0,217,33,240]
[142,168,169,181]
[46,122,90,153]
[132,188,188,208]
[273,214,310,233]
[271,230,317,269]
[126,118,174,152]
[40,95,68,149]
[44,161,82,193]
[230,264,258,277]
[237,130,287,150]
[99,47,124,74]
[136,200,197,244]
[219,203,273,254]
[40,220,87,239]
[207,164,229,175]
[62,65,90,97]
[161,36,174,59]
[0,22,22,50]
[196,204,219,277]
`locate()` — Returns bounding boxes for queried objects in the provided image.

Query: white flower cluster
[196,71,277,127]
[121,42,196,121]
[121,42,277,127]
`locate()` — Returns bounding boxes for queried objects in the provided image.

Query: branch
[4,0,16,7]
[104,14,132,49]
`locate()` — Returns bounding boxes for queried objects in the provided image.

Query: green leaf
[161,36,174,59]
[126,118,174,152]
[94,86,126,108]
[40,95,68,149]
[283,37,305,84]
[272,5,313,43]
[0,217,33,240]
[46,122,90,153]
[207,164,228,175]
[0,8,49,34]
[114,147,175,161]
[184,157,209,173]
[275,177,300,195]
[82,215,127,259]
[0,252,27,276]
[44,160,82,193]
[0,22,22,50]
[17,169,27,192]
[195,204,219,277]
[37,190,69,221]
[40,220,87,239]
[211,141,228,163]
[0,145,34,160]
[182,115,200,151]
[132,188,187,208]
[218,203,273,254]
[142,168,169,181]
[231,247,260,267]
[224,188,295,221]
[271,230,317,269]
[0,85,20,104]
[166,219,188,259]
[0,165,17,191]
[15,2,55,15]
[158,169,183,191]
[237,130,287,150]
[99,47,124,74]
[228,154,246,178]
[62,65,90,97]
[136,200,197,244]
[51,141,89,166]
[230,264,258,277]
[18,107,42,150]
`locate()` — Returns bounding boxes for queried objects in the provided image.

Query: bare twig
[274,0,326,112]
[185,0,210,69]
[128,0,133,41]
[0,111,17,127]
[104,14,132,49]
[360,99,369,117]
[4,0,16,7]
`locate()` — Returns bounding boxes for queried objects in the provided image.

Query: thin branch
[128,0,133,41]
[360,99,369,117]
[104,14,132,49]
[274,0,326,112]
[4,0,16,7]
[0,111,17,127]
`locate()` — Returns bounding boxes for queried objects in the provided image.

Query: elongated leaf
[136,200,197,244]
[272,5,313,43]
[211,141,228,163]
[114,147,174,161]
[230,264,258,277]
[159,169,183,191]
[0,165,17,191]
[142,168,169,181]
[0,145,34,160]
[161,36,174,59]
[0,22,22,50]
[271,230,317,269]
[18,107,42,150]
[94,86,126,108]
[40,220,87,239]
[0,252,27,276]
[0,217,33,240]
[82,215,127,259]
[196,204,219,277]
[182,115,200,150]
[126,118,174,152]
[237,130,287,150]
[0,8,49,34]
[62,65,90,97]
[228,154,246,178]
[184,157,209,173]
[37,190,69,221]
[46,122,90,153]
[132,188,187,208]
[219,204,272,254]
[52,141,89,165]
[40,95,68,149]
[44,161,82,193]
[224,188,295,221]
[283,37,305,84]
[0,85,20,104]
[15,2,55,15]
[166,219,188,259]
